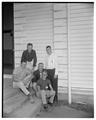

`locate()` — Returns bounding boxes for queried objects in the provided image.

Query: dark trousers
[47,69,58,102]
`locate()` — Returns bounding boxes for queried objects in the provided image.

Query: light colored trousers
[26,61,33,71]
[13,74,32,95]
[40,90,55,104]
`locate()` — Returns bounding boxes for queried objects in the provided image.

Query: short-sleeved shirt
[37,78,51,90]
[13,66,31,82]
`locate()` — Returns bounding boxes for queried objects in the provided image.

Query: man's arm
[44,55,48,69]
[49,84,53,91]
[21,51,26,62]
[54,53,58,78]
[33,50,37,67]
[48,79,53,90]
[37,80,41,91]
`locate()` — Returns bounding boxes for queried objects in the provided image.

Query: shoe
[43,104,48,111]
[48,102,53,106]
[28,94,34,104]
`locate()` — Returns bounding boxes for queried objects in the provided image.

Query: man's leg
[13,82,30,95]
[47,69,55,87]
[23,74,33,94]
[33,82,37,92]
[52,77,58,103]
[13,82,34,103]
[23,74,32,87]
[32,82,39,97]
[47,69,58,102]
[40,90,47,104]
[27,81,33,95]
[40,90,48,110]
[46,90,55,104]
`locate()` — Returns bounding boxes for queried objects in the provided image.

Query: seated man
[37,70,55,111]
[32,63,45,96]
[12,60,34,103]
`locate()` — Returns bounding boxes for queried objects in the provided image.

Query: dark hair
[43,69,47,74]
[21,59,27,64]
[27,43,33,47]
[38,62,44,65]
[46,45,51,49]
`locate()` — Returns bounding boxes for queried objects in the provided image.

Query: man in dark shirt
[21,43,37,71]
[32,63,45,96]
[37,70,55,110]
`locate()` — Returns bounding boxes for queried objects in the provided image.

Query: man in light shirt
[12,60,34,103]
[45,45,58,103]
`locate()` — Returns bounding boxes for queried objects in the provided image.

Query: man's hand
[37,85,40,92]
[32,66,36,72]
[54,74,58,79]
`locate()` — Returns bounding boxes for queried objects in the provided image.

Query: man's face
[46,47,52,55]
[38,63,44,72]
[27,45,33,52]
[42,72,47,80]
[21,62,26,69]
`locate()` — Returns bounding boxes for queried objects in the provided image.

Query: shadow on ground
[36,100,94,118]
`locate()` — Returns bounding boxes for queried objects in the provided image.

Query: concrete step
[3,78,12,88]
[5,97,42,118]
[3,78,19,101]
[4,88,20,101]
[3,93,28,114]
[3,77,42,118]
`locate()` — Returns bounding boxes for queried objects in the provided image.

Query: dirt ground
[36,100,94,118]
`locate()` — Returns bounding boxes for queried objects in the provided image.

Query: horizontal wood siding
[69,3,93,95]
[53,3,68,93]
[14,3,53,67]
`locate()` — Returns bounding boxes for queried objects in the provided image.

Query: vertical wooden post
[67,3,71,104]
[52,3,55,52]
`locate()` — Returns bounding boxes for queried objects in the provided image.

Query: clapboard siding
[14,3,53,67]
[14,3,93,98]
[53,3,68,92]
[69,3,93,95]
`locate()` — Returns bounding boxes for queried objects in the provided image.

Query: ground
[36,100,94,118]
[3,77,94,118]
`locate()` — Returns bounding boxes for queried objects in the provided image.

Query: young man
[45,45,58,103]
[12,60,34,103]
[21,43,37,71]
[37,70,55,110]
[32,63,45,95]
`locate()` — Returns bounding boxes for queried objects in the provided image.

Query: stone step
[3,78,18,100]
[3,77,42,118]
[3,93,28,114]
[6,97,42,118]
[4,88,20,101]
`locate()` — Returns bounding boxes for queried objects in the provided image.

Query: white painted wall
[53,3,68,93]
[14,3,68,93]
[14,3,93,99]
[14,3,53,68]
[69,3,93,96]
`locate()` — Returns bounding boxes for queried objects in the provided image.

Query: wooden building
[9,3,93,104]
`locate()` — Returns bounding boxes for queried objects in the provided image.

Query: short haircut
[46,45,51,49]
[21,59,27,64]
[43,69,47,74]
[38,62,44,65]
[27,43,33,47]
